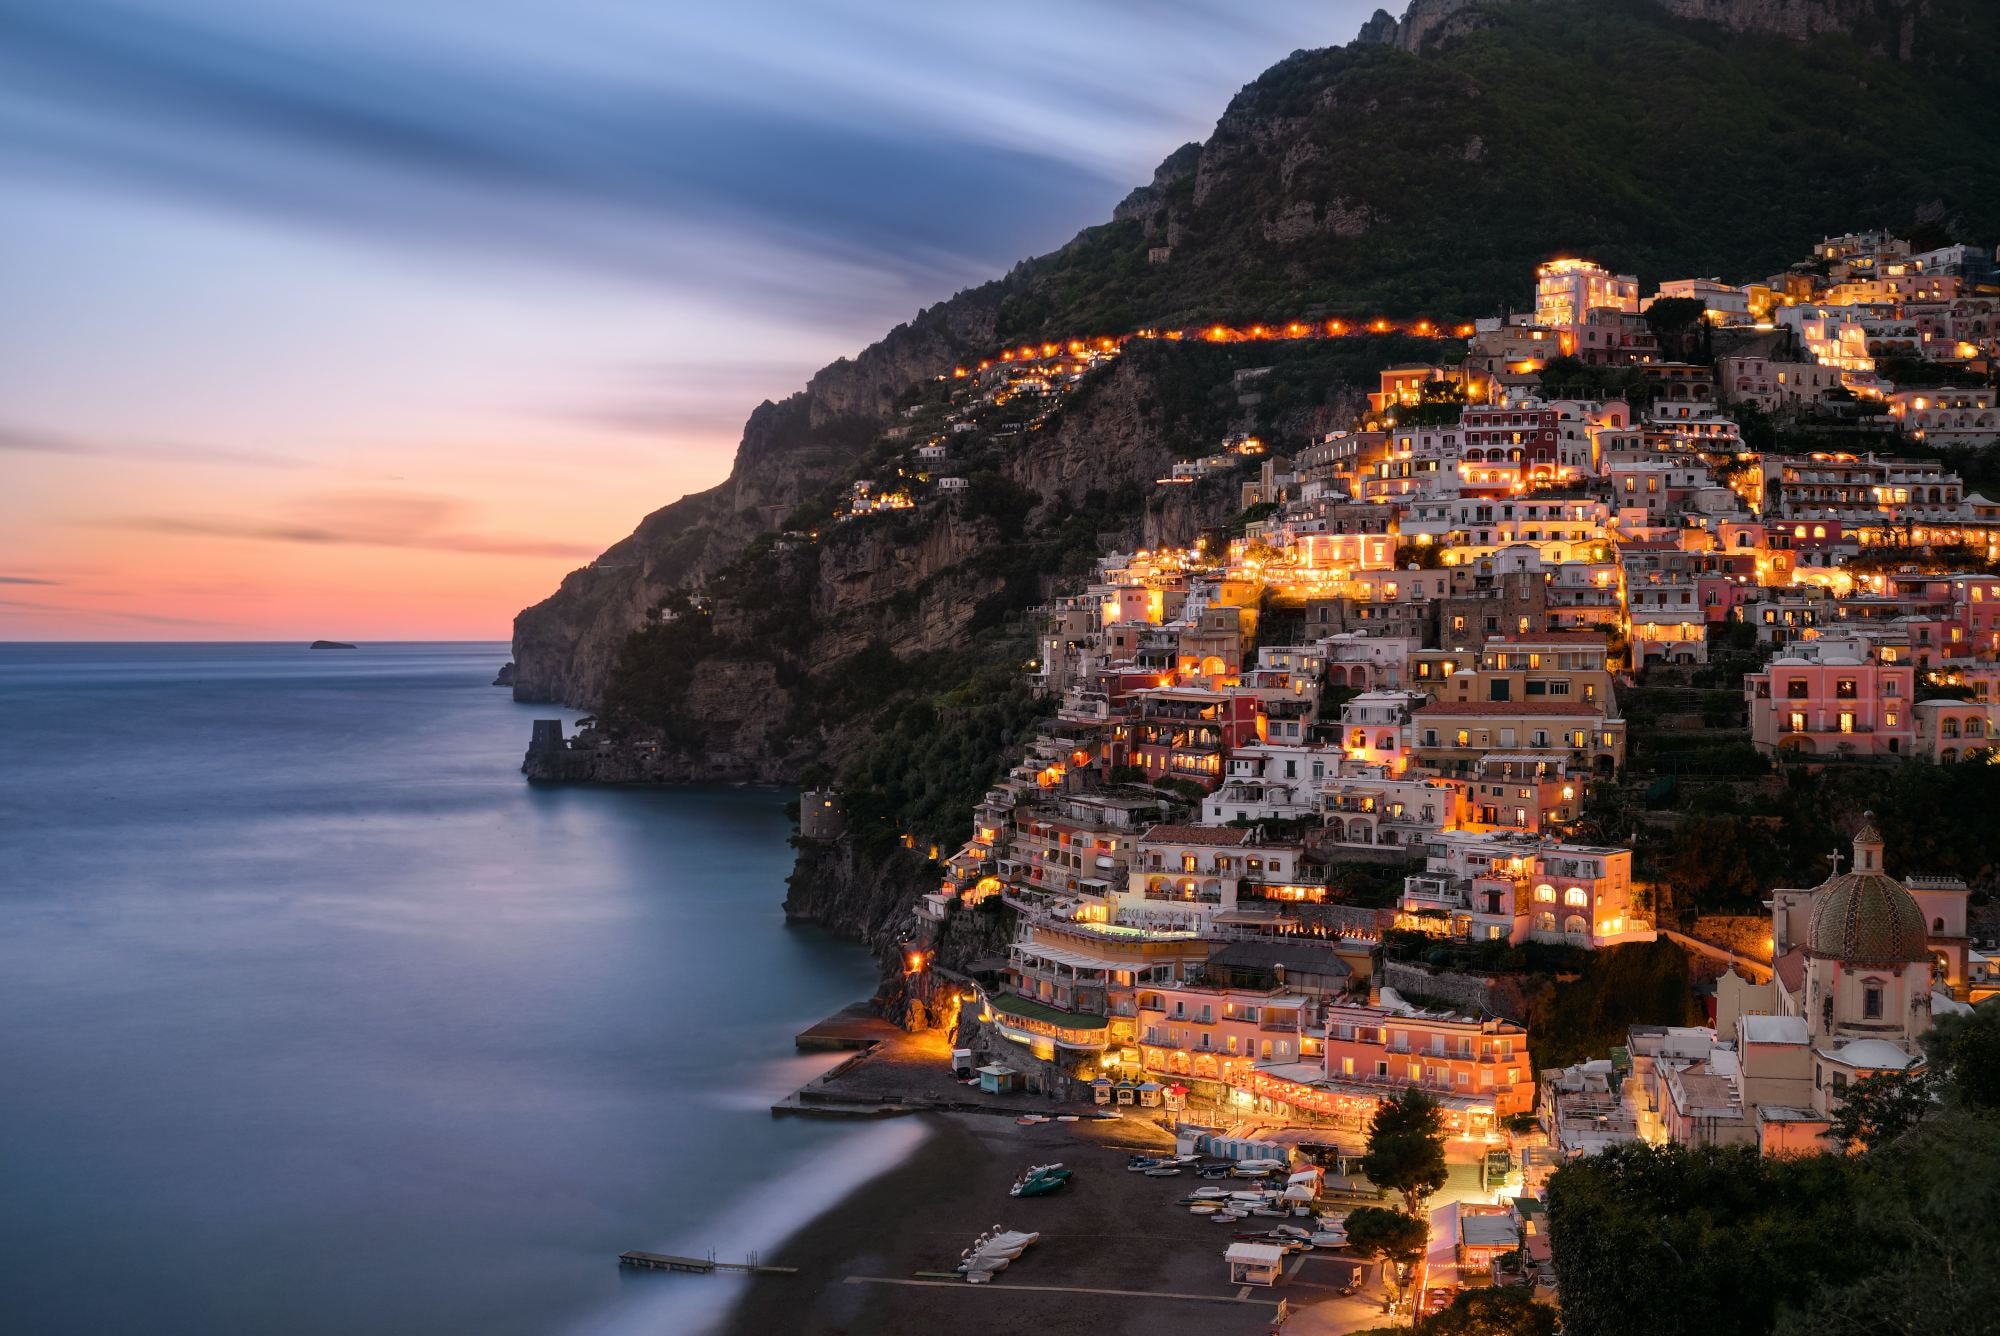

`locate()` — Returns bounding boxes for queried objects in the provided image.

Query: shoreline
[716,1110,1325,1336]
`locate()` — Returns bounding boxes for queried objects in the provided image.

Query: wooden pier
[619,1250,798,1276]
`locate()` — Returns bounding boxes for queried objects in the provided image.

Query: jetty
[618,1250,798,1276]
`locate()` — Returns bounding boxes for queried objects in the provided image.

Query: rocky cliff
[517,0,1998,713]
[521,339,1260,788]
[512,287,1005,707]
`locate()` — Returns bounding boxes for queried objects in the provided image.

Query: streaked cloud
[0,576,63,585]
[0,422,304,469]
[98,490,600,560]
[0,0,1358,638]
[0,596,218,628]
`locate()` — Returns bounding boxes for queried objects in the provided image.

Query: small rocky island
[308,640,357,650]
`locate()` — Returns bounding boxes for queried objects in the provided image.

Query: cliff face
[518,0,1998,712]
[512,287,1005,707]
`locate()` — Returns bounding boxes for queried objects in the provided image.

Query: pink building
[1744,634,1915,758]
[1244,1001,1533,1138]
[1136,982,1310,1091]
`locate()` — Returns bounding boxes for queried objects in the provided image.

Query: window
[1863,981,1883,1019]
[1836,679,1857,699]
[1788,712,1808,733]
[1787,679,1810,699]
[1564,887,1589,907]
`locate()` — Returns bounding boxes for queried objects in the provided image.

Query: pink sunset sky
[0,0,1356,640]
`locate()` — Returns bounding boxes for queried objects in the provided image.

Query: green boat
[1009,1165,1073,1198]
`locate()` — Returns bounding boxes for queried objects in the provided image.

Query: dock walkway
[618,1250,797,1276]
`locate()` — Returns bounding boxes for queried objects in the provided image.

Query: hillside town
[793,231,2000,1327]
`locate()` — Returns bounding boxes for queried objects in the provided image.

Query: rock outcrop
[512,288,1005,708]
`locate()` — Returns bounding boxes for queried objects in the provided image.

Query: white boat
[1311,1230,1348,1248]
[1055,1114,1079,1122]
[1189,1203,1221,1215]
[1212,1211,1244,1223]
[1190,1187,1231,1199]
[1143,1166,1182,1177]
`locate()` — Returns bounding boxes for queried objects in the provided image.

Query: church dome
[1806,874,1929,962]
[1804,818,1929,964]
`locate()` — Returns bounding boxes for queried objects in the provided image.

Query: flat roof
[989,993,1109,1029]
[1461,1215,1521,1248]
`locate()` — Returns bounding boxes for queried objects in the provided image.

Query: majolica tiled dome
[1805,819,1928,964]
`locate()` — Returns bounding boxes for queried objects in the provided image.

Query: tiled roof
[1773,946,1806,994]
[1806,872,1929,964]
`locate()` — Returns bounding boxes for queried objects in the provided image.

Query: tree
[1923,998,2000,1110]
[1827,1069,1935,1151]
[1546,1140,1862,1336]
[1643,296,1711,364]
[1422,1287,1559,1336]
[1362,1087,1449,1213]
[1344,1205,1429,1268]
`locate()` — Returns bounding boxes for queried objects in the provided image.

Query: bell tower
[1852,813,1884,874]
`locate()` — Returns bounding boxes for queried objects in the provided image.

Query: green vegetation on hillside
[1547,1001,2000,1336]
[996,0,2000,336]
[1584,757,2000,921]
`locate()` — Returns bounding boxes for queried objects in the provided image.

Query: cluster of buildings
[869,230,2000,1159]
[1541,823,1992,1159]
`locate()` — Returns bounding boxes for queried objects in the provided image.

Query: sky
[0,0,1372,640]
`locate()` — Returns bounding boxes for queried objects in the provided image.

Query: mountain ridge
[513,0,2000,711]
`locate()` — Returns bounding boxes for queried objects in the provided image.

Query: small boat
[1010,1175,1068,1198]
[1251,1207,1288,1218]
[1212,1211,1244,1223]
[1311,1230,1348,1248]
[1188,1203,1221,1215]
[1188,1186,1231,1200]
[1016,1114,1049,1125]
[1009,1163,1073,1197]
[1143,1166,1182,1177]
[1126,1156,1164,1172]
[1055,1114,1079,1122]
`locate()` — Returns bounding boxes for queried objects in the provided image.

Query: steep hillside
[996,0,2000,334]
[513,0,2000,712]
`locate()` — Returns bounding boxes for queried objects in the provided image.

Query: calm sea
[0,642,917,1336]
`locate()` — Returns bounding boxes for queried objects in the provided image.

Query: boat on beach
[1009,1163,1072,1197]
[959,1228,1040,1282]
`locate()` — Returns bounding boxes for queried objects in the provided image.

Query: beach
[720,1110,1344,1336]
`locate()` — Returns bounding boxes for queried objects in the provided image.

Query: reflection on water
[0,643,882,1336]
